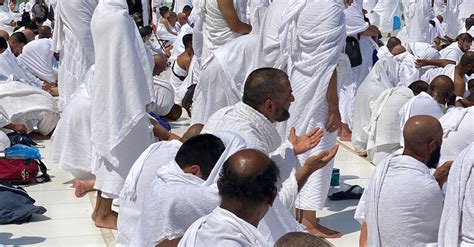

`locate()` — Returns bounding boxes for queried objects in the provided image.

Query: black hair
[182,33,192,48]
[175,134,225,180]
[10,32,27,44]
[159,6,169,17]
[0,37,7,50]
[468,79,474,90]
[386,37,401,51]
[408,80,429,96]
[218,156,280,204]
[456,33,473,42]
[139,26,153,38]
[242,68,290,110]
[183,5,192,13]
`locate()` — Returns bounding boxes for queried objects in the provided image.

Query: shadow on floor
[0,232,46,245]
[319,209,360,235]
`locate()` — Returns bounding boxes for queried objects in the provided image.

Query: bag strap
[35,160,50,183]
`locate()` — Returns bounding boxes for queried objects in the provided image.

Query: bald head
[391,44,406,56]
[386,37,401,52]
[428,75,454,104]
[38,26,52,39]
[0,30,9,41]
[177,13,187,25]
[219,149,279,204]
[21,29,35,43]
[153,54,167,76]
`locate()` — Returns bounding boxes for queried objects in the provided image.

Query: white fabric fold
[438,142,474,246]
[0,47,43,88]
[18,39,57,83]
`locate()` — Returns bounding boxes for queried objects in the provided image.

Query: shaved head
[38,26,52,39]
[391,44,406,56]
[403,115,443,168]
[21,29,35,43]
[386,37,401,51]
[219,149,279,204]
[428,75,454,104]
[0,30,9,41]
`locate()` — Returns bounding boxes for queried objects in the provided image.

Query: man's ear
[188,164,201,175]
[263,98,274,113]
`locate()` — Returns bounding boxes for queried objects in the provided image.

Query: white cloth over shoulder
[179,207,272,247]
[393,51,420,87]
[18,39,57,83]
[421,63,455,84]
[438,142,474,246]
[152,76,175,116]
[364,155,443,247]
[439,107,474,163]
[352,56,401,153]
[117,140,182,246]
[0,47,43,88]
[439,42,463,64]
[191,34,259,124]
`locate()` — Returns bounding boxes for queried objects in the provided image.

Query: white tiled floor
[1,114,374,246]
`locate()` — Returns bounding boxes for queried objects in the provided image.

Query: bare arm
[156,238,181,247]
[359,222,368,247]
[415,59,456,68]
[160,17,177,36]
[217,0,252,34]
[325,69,341,133]
[294,145,339,191]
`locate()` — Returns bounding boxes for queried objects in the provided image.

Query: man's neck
[455,64,464,77]
[220,198,261,228]
[402,149,427,165]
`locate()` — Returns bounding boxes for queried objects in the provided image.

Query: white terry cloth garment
[52,0,97,110]
[179,206,272,247]
[371,0,400,34]
[398,0,434,44]
[50,67,94,180]
[398,91,444,145]
[156,22,177,43]
[0,3,14,26]
[173,0,193,13]
[345,0,377,95]
[129,132,247,247]
[337,53,356,126]
[393,51,420,87]
[438,142,474,246]
[17,39,57,83]
[198,0,247,61]
[169,61,188,104]
[0,80,59,135]
[191,34,258,125]
[90,0,155,198]
[170,23,193,61]
[0,106,11,152]
[366,87,414,165]
[152,76,175,116]
[116,140,182,246]
[362,155,443,247]
[352,56,400,153]
[439,107,474,163]
[0,46,43,88]
[406,42,441,60]
[439,42,464,64]
[421,63,456,84]
[278,0,345,210]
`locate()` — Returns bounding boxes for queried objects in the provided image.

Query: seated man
[156,11,178,45]
[178,149,283,246]
[366,80,428,164]
[439,33,472,64]
[352,56,400,155]
[18,38,58,83]
[0,80,59,136]
[357,115,451,246]
[0,32,50,91]
[399,75,454,140]
[169,13,192,61]
[438,143,474,246]
[420,51,474,97]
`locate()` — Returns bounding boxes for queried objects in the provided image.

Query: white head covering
[18,39,57,83]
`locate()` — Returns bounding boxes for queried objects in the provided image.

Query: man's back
[376,155,443,246]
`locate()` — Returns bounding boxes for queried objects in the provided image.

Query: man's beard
[275,106,290,122]
[426,144,441,169]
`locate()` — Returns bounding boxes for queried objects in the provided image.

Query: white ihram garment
[0,47,43,88]
[439,42,464,64]
[363,155,443,247]
[372,0,400,33]
[398,0,434,43]
[17,39,57,83]
[438,142,474,246]
[279,0,346,210]
[393,51,420,87]
[152,76,175,116]
[439,107,474,163]
[90,0,155,198]
[0,106,11,151]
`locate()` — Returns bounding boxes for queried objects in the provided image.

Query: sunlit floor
[0,110,374,246]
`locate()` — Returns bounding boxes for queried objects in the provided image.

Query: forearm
[454,80,465,97]
[326,68,339,112]
[421,59,455,68]
[293,166,313,192]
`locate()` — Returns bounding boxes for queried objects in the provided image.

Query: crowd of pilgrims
[0,0,473,246]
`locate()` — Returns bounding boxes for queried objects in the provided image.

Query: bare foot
[307,223,344,239]
[94,211,118,229]
[73,179,95,198]
[338,124,352,141]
